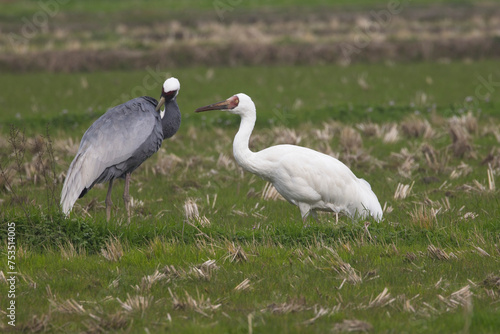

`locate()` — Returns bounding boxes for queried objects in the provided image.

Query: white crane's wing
[255,145,382,220]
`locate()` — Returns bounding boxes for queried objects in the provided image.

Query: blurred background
[1,0,499,71]
[1,0,499,133]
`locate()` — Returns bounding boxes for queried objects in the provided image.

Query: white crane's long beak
[195,95,239,113]
[155,96,166,113]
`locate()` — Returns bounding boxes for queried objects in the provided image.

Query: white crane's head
[156,77,180,113]
[195,93,255,116]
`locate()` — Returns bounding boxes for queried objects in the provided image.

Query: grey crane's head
[156,77,180,114]
[194,93,255,116]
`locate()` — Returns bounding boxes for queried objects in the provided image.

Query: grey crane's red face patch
[195,95,240,113]
[163,89,177,100]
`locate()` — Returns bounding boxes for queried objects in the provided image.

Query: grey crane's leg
[123,173,131,223]
[105,180,114,222]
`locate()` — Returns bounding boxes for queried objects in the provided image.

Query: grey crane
[60,77,181,221]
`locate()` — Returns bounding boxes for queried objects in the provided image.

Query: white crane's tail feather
[358,178,383,221]
[60,152,101,215]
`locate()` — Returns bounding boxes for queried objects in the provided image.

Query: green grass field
[1,1,500,333]
[1,60,499,333]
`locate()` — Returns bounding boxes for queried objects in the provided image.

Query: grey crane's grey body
[60,78,181,220]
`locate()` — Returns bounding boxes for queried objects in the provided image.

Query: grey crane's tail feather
[60,152,97,215]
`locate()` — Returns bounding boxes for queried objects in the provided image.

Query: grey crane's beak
[195,95,239,113]
[155,96,166,113]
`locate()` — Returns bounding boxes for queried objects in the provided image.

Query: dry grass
[481,274,500,290]
[487,164,496,191]
[135,270,167,292]
[265,297,308,314]
[382,124,400,143]
[333,319,373,333]
[183,197,200,221]
[401,118,434,139]
[356,123,380,138]
[117,293,153,314]
[272,127,302,145]
[162,264,188,280]
[58,241,85,259]
[47,285,86,314]
[169,288,221,316]
[303,305,334,325]
[427,245,457,261]
[321,248,363,285]
[100,236,125,262]
[82,312,129,333]
[367,288,395,308]
[473,246,490,257]
[394,182,414,200]
[448,120,475,158]
[338,263,363,285]
[234,278,252,291]
[409,205,439,229]
[151,153,183,176]
[224,242,249,263]
[20,314,51,333]
[438,285,473,311]
[0,270,7,284]
[190,259,219,281]
[340,127,363,153]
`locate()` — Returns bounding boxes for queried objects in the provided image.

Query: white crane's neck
[233,112,259,173]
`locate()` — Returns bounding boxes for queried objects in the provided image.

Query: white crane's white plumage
[196,93,383,221]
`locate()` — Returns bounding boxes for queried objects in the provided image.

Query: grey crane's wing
[79,97,161,166]
[61,97,161,214]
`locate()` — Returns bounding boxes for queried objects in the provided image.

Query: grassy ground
[1,1,500,332]
[1,60,500,332]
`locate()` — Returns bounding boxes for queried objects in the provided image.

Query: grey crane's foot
[106,204,112,222]
[123,198,131,224]
[123,173,131,224]
[105,180,114,222]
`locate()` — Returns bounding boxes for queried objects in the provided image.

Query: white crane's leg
[310,210,318,221]
[105,179,114,222]
[123,173,131,223]
[298,203,311,222]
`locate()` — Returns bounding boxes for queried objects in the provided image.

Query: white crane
[195,93,383,222]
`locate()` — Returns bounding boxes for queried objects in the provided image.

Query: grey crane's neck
[233,112,259,173]
[161,99,181,139]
